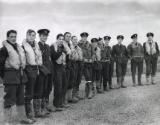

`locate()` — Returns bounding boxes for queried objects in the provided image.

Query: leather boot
[16,105,34,124]
[68,89,78,103]
[25,102,36,122]
[33,99,46,118]
[117,77,121,89]
[41,99,50,116]
[85,82,89,98]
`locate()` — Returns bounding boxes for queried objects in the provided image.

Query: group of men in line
[0,29,159,124]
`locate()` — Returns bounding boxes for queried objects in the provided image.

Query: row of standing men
[0,30,159,124]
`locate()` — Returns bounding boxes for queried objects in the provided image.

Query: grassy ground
[0,73,160,125]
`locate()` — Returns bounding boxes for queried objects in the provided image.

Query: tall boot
[25,102,36,122]
[88,82,93,99]
[16,105,34,124]
[109,80,114,89]
[3,107,12,124]
[41,99,50,116]
[68,89,78,103]
[151,76,156,85]
[121,77,127,88]
[33,99,46,118]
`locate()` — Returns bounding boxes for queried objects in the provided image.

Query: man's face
[132,38,137,42]
[7,33,17,43]
[71,36,78,46]
[118,38,123,44]
[27,32,36,42]
[81,36,88,42]
[104,40,110,45]
[39,34,48,43]
[148,36,153,41]
[64,33,71,42]
[92,42,97,48]
[99,39,103,44]
[58,36,64,44]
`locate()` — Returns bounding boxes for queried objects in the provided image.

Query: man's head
[117,35,124,44]
[71,36,78,46]
[7,30,17,44]
[131,34,138,42]
[26,29,36,42]
[80,32,89,42]
[104,36,111,45]
[98,37,103,45]
[57,33,64,44]
[64,32,71,42]
[37,29,50,43]
[146,32,154,41]
[91,38,98,48]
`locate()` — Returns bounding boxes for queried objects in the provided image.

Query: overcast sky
[0,0,160,46]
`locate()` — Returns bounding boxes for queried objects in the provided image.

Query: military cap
[37,29,50,35]
[117,35,124,39]
[104,36,111,40]
[80,32,89,37]
[91,38,98,43]
[131,34,138,39]
[146,32,154,37]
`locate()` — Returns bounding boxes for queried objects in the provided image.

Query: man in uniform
[101,36,114,91]
[78,32,93,99]
[70,36,83,102]
[50,34,70,111]
[0,30,33,124]
[127,34,144,86]
[22,29,45,121]
[63,32,77,104]
[37,29,54,114]
[112,35,128,89]
[91,38,102,94]
[143,32,159,84]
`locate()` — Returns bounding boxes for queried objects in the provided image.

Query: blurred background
[0,0,160,47]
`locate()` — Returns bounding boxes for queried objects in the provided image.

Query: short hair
[27,29,36,35]
[71,36,77,40]
[7,30,17,37]
[56,34,64,40]
[64,32,71,37]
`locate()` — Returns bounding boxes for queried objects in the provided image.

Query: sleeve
[127,44,132,58]
[50,45,62,62]
[0,46,8,78]
[143,43,147,56]
[124,46,129,58]
[155,42,159,56]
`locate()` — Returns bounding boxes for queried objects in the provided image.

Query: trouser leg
[25,68,37,120]
[138,61,143,85]
[151,57,158,84]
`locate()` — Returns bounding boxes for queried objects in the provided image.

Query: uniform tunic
[112,44,128,83]
[127,42,144,84]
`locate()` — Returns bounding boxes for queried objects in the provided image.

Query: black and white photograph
[0,0,160,124]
